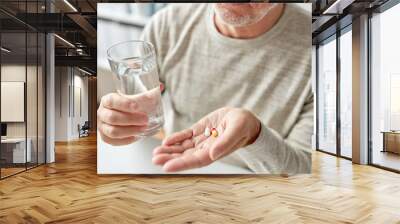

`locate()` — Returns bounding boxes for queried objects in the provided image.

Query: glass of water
[107,40,164,137]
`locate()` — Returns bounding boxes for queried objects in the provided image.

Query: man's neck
[214,4,285,39]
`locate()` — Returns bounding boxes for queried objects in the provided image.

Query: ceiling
[311,0,391,43]
[0,0,98,74]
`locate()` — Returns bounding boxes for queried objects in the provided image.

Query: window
[317,27,353,159]
[97,3,167,70]
[370,2,400,171]
[317,36,337,154]
[339,28,352,158]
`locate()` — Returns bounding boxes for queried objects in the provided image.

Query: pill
[204,127,211,137]
[211,128,218,137]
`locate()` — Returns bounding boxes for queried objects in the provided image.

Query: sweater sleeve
[236,93,314,175]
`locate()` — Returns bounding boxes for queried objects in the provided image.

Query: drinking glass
[107,40,164,137]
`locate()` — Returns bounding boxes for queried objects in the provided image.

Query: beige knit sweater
[141,3,313,174]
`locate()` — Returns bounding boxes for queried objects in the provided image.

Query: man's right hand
[97,93,149,146]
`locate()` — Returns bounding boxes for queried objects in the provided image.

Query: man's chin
[217,14,259,27]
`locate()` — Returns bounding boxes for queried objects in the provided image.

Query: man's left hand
[152,107,261,172]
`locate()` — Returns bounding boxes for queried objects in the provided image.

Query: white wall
[72,73,89,138]
[1,63,47,164]
[1,65,39,138]
[55,66,68,141]
[1,65,26,136]
[54,67,89,141]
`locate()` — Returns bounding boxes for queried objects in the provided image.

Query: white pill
[204,127,211,137]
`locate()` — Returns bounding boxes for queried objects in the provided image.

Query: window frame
[315,24,353,161]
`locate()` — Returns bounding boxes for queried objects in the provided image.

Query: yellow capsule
[211,129,218,137]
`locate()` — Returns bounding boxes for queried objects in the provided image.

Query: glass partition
[38,32,45,165]
[26,0,44,169]
[27,31,38,169]
[1,31,28,178]
[0,1,46,179]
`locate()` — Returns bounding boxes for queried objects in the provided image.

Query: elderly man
[97,3,312,174]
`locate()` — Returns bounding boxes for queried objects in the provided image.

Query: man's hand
[97,93,149,146]
[152,107,261,172]
[98,85,164,146]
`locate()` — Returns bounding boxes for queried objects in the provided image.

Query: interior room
[0,0,400,223]
[0,0,97,179]
[0,16,46,178]
[315,0,400,172]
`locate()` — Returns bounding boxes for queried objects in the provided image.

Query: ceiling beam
[323,0,356,14]
[55,55,96,72]
[67,13,97,40]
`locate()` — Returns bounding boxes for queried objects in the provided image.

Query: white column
[46,33,55,163]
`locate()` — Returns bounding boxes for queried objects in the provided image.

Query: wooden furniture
[382,131,400,154]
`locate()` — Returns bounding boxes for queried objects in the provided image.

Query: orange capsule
[211,129,218,137]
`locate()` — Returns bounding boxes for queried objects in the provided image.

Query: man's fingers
[190,121,208,137]
[153,145,186,155]
[98,107,148,126]
[162,150,211,172]
[124,88,161,114]
[99,122,147,139]
[152,153,181,165]
[99,131,137,146]
[101,93,138,113]
[153,139,194,155]
[162,113,220,146]
[162,129,193,146]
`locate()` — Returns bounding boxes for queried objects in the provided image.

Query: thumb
[209,123,240,161]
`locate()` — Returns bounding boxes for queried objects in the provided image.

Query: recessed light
[1,47,11,53]
[54,34,75,48]
[63,0,78,12]
[78,67,93,76]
